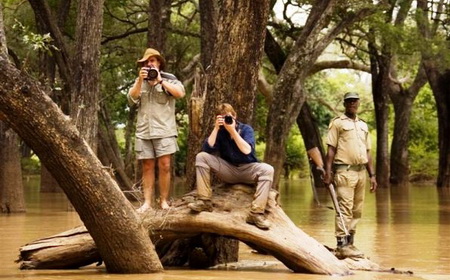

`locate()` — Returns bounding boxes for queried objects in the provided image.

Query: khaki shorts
[135,137,179,159]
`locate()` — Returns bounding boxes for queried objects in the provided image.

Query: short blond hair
[216,103,237,116]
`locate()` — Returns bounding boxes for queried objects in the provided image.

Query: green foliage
[13,21,58,53]
[305,70,375,133]
[21,155,41,175]
[284,126,308,178]
[408,86,438,179]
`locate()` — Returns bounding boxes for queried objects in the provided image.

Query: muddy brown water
[1,177,449,280]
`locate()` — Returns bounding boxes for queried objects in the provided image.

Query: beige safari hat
[137,48,166,70]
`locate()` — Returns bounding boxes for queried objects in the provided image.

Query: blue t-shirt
[202,122,258,165]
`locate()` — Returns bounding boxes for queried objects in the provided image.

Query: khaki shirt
[326,114,371,165]
[127,77,185,139]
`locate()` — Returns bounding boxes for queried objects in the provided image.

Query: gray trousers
[195,152,274,214]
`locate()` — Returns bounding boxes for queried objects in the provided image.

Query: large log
[18,184,352,275]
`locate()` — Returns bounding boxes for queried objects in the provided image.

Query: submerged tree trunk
[18,185,352,276]
[0,122,26,213]
[0,3,26,213]
[424,69,450,188]
[0,53,162,273]
[416,0,450,188]
[368,38,391,188]
[40,166,63,193]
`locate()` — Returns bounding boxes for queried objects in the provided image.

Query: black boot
[335,236,363,259]
[347,232,354,245]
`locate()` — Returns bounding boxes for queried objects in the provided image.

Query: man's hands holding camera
[215,114,235,132]
[139,64,162,85]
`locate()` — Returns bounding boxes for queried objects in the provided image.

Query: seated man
[188,103,274,230]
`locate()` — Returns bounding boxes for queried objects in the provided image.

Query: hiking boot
[335,244,364,259]
[188,199,213,213]
[348,244,364,256]
[246,212,270,230]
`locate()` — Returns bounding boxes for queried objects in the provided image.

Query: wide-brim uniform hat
[137,48,166,70]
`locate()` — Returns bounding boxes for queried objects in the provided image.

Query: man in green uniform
[323,92,377,259]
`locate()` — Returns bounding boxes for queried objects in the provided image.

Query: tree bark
[0,122,26,213]
[69,0,104,153]
[203,0,271,127]
[422,67,450,188]
[0,56,162,273]
[382,1,427,186]
[368,37,391,188]
[264,27,325,188]
[389,98,412,185]
[0,2,26,213]
[18,185,352,275]
[147,0,172,50]
[193,0,272,266]
[98,102,133,191]
[40,166,63,193]
[199,0,218,69]
[264,0,337,187]
[185,0,218,189]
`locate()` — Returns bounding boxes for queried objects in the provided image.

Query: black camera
[224,115,233,125]
[144,67,158,81]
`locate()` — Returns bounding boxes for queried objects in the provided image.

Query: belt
[334,164,366,172]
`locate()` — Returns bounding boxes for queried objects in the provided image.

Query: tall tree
[264,0,374,187]
[0,2,26,213]
[0,122,26,213]
[0,55,163,273]
[368,36,391,188]
[2,0,164,272]
[263,27,326,188]
[202,0,271,126]
[185,0,272,266]
[417,0,450,188]
[374,0,427,186]
[34,1,69,193]
[147,0,172,50]
[69,0,104,152]
[185,0,219,189]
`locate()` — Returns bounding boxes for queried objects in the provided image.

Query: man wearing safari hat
[128,48,185,211]
[323,92,377,259]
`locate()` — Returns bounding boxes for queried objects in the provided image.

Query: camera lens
[224,115,233,124]
[145,68,158,80]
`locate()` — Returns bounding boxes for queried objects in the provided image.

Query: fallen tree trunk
[18,184,352,275]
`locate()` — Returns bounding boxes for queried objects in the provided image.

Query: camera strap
[160,71,179,96]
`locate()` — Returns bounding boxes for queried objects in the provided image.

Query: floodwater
[1,177,450,280]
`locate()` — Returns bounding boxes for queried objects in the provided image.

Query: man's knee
[142,159,155,172]
[195,151,212,168]
[158,157,171,174]
[259,163,274,181]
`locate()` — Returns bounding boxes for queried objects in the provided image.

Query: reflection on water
[1,177,450,280]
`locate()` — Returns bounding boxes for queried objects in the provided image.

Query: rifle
[307,147,348,235]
